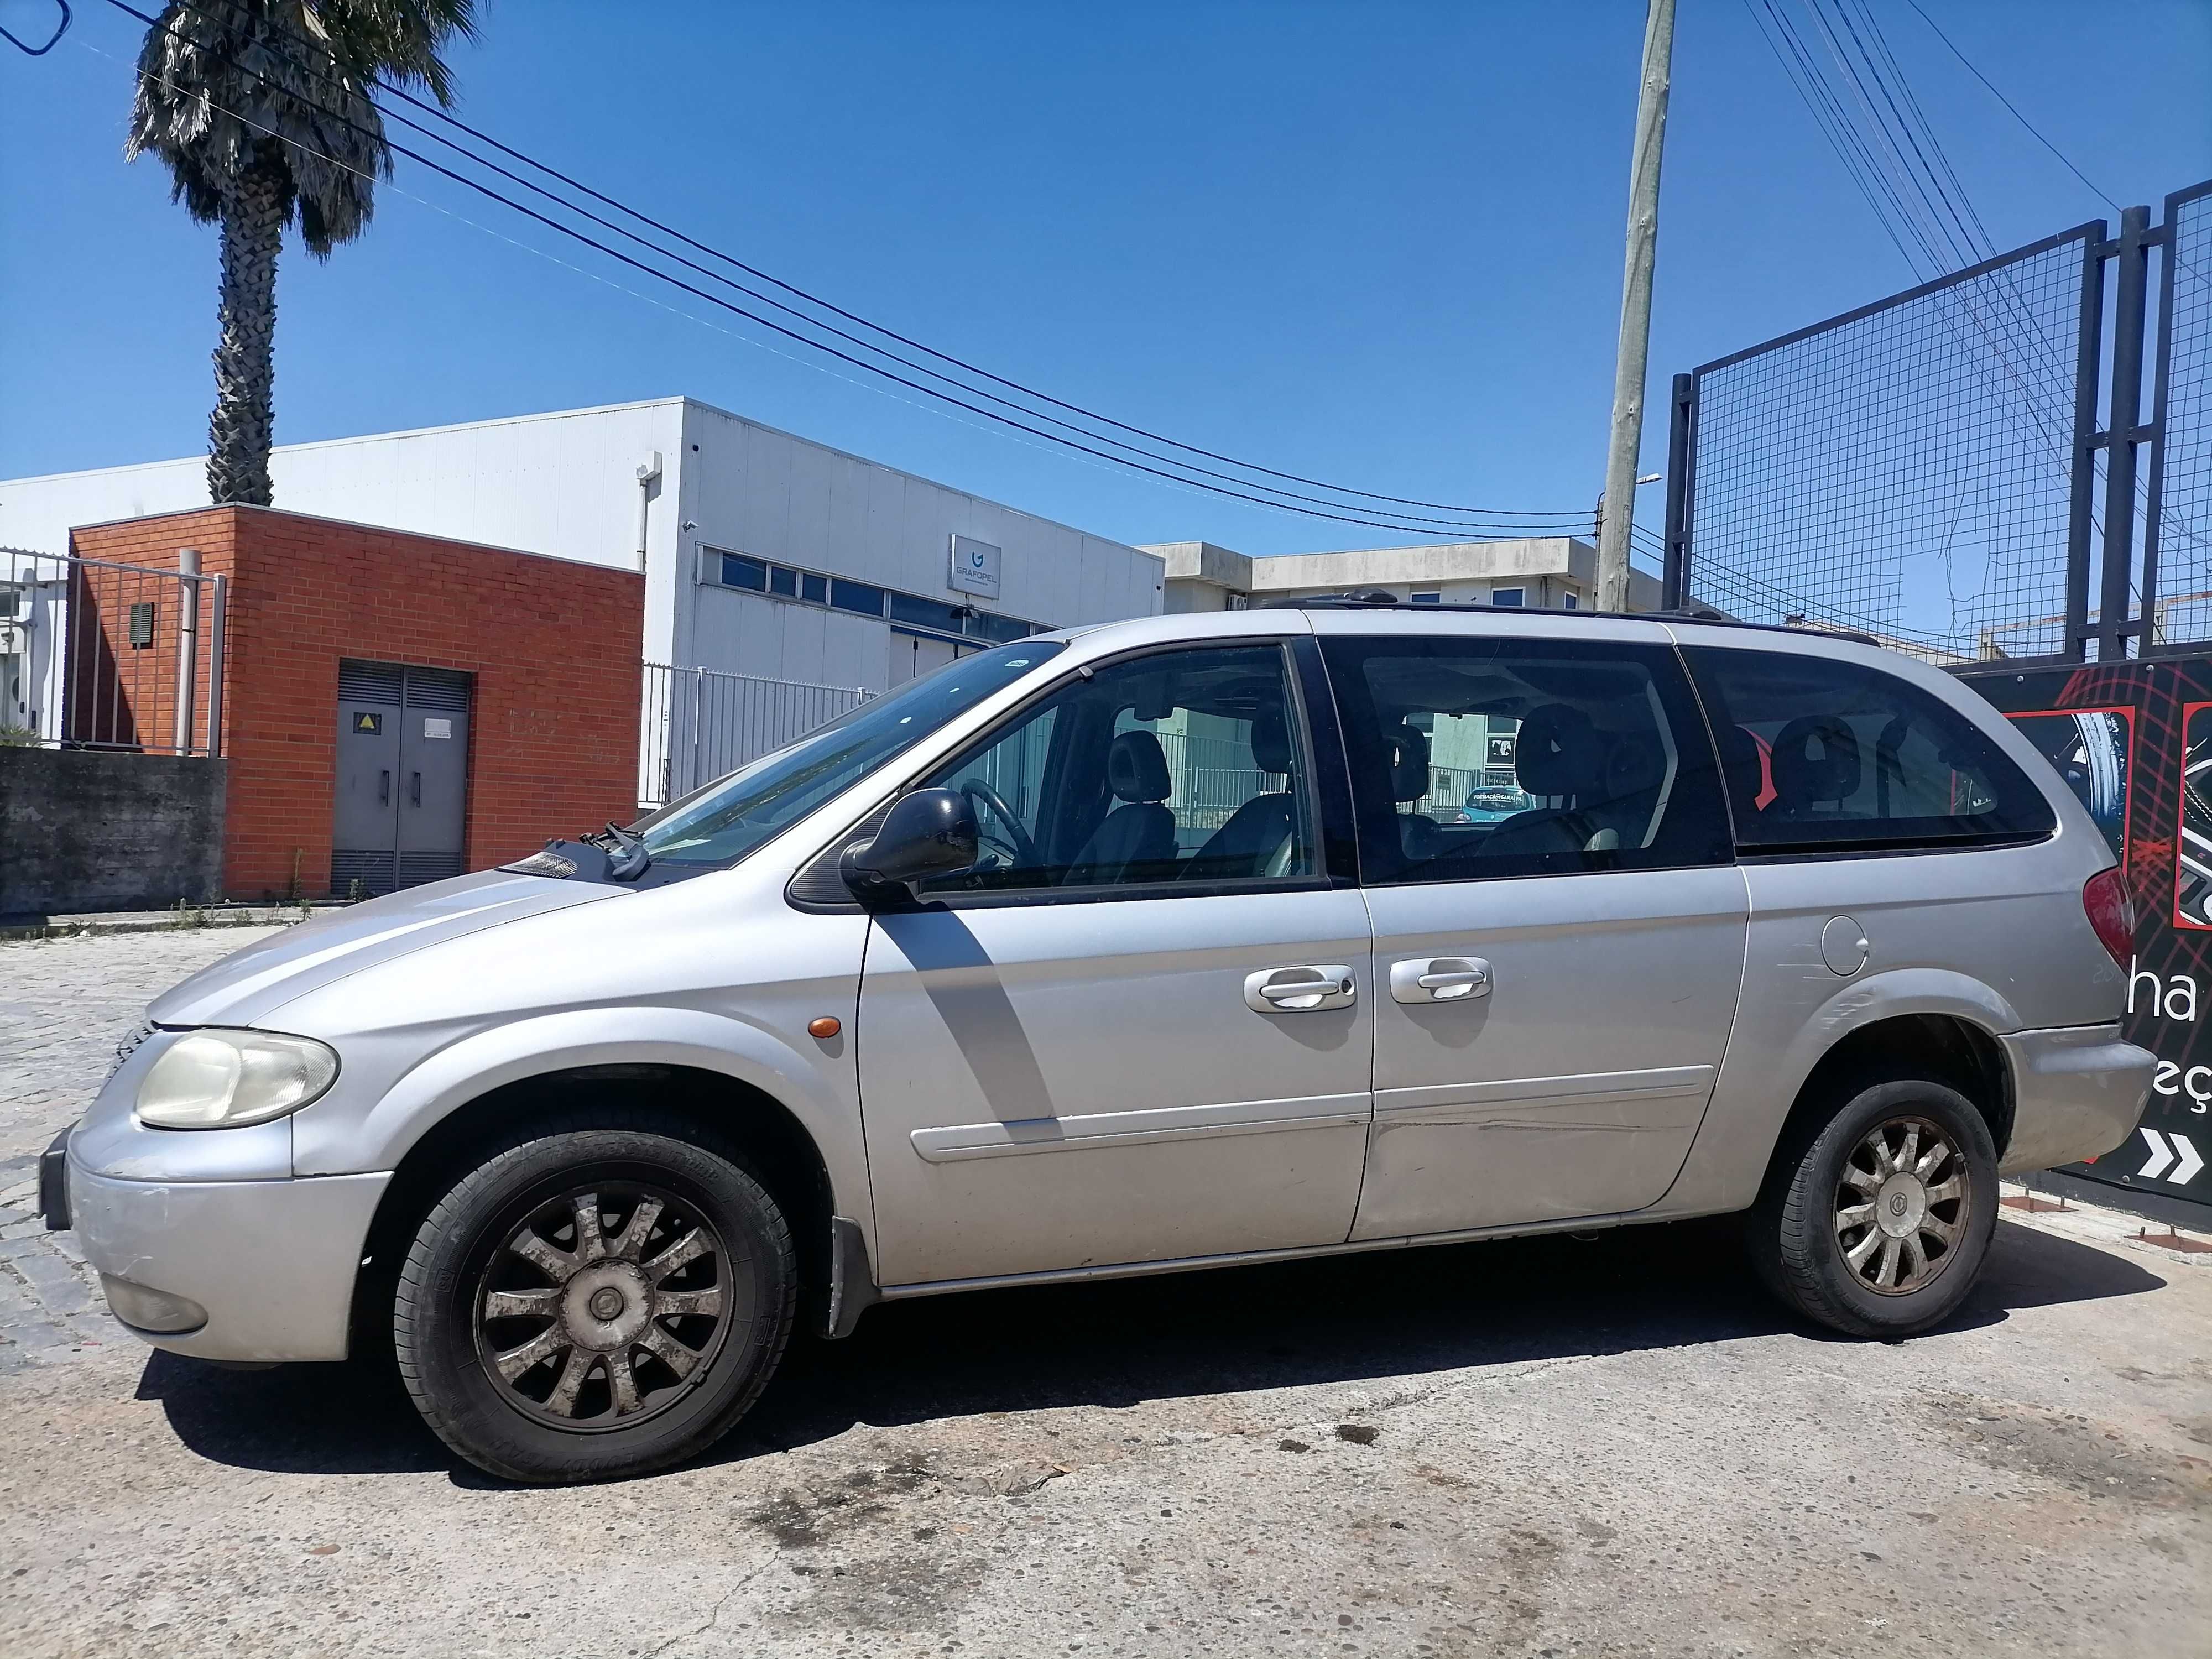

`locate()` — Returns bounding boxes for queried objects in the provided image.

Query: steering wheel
[958,779,1037,869]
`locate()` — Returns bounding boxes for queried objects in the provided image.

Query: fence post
[2138,187,2185,650]
[204,573,226,758]
[173,547,200,754]
[2098,206,2153,661]
[1662,372,1694,609]
[2063,226,2110,662]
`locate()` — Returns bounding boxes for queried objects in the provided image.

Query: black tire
[1749,1074,1999,1339]
[393,1114,795,1484]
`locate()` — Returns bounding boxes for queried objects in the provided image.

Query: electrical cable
[104,0,1597,534]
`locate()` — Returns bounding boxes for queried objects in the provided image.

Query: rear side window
[1322,634,1732,884]
[1682,645,2056,853]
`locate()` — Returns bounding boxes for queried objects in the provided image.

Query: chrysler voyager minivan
[41,602,2153,1483]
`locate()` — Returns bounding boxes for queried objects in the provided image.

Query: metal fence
[1666,176,2212,665]
[1,548,226,756]
[639,662,871,809]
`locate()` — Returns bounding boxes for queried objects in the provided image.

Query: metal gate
[1665,175,2212,666]
[333,659,473,897]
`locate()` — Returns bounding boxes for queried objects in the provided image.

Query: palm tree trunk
[206,168,284,505]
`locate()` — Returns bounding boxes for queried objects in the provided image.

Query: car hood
[148,871,627,1029]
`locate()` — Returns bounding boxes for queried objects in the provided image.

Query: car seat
[1767,715,1861,820]
[1062,729,1180,884]
[1483,703,1608,857]
[1184,707,1300,878]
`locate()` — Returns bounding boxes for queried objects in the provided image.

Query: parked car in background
[1459,784,1534,824]
[43,601,2153,1484]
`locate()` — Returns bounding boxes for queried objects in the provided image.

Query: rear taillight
[2083,867,2135,968]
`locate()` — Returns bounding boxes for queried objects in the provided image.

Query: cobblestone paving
[0,927,284,1370]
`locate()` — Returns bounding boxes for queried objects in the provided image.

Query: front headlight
[135,1030,339,1129]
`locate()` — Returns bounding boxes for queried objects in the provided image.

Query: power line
[1896,0,2122,216]
[103,0,1597,540]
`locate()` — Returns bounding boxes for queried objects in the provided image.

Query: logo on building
[948,534,1001,602]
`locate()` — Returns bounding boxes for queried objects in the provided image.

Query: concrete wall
[0,747,226,915]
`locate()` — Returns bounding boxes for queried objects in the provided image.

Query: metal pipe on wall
[173,547,200,755]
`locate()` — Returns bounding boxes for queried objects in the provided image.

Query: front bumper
[1998,1024,2156,1175]
[68,1153,390,1362]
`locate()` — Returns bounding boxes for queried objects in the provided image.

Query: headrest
[1383,724,1430,803]
[1107,729,1172,804]
[1771,715,1860,807]
[1603,733,1666,801]
[1515,705,1604,798]
[1249,707,1292,775]
[1715,721,1765,811]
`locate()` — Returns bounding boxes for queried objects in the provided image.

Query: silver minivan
[41,603,2154,1483]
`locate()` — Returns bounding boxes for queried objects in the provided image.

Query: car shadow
[134,1214,2164,1481]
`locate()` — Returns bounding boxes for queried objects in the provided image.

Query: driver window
[923,643,1319,895]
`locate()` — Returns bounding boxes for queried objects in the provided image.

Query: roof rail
[1250,593,1880,647]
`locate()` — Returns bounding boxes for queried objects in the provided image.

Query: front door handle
[1390,957,1491,1004]
[378,769,390,805]
[1244,964,1357,1014]
[410,770,422,807]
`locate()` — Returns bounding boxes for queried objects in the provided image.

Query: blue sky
[2,1,2208,564]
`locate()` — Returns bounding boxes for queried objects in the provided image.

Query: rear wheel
[1750,1076,1998,1339]
[393,1118,795,1483]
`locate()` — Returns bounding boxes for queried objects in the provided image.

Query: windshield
[634,641,1065,866]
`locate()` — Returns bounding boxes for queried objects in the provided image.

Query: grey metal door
[334,660,405,896]
[332,660,472,896]
[397,666,471,888]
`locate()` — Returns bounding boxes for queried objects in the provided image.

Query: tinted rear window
[1683,645,2056,852]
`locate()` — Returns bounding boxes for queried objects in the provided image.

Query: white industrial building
[1147,537,1661,613]
[0,397,1165,698]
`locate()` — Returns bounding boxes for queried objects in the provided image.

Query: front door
[333,660,473,896]
[1318,627,1747,1239]
[857,637,1374,1287]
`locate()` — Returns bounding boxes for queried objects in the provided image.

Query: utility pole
[1597,0,1677,613]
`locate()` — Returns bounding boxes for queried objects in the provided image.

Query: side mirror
[840,788,979,903]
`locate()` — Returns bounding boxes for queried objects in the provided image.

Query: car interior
[1353,652,1683,871]
[926,645,1317,891]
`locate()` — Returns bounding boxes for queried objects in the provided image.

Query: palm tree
[126,2,477,504]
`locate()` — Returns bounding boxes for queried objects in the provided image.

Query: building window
[702,551,1046,638]
[1559,589,1579,611]
[830,578,887,617]
[966,609,1033,644]
[890,591,966,634]
[1491,587,1525,608]
[1411,591,1442,605]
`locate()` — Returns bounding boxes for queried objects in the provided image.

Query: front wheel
[1750,1077,1999,1339]
[393,1118,795,1483]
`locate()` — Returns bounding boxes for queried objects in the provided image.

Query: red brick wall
[70,507,644,900]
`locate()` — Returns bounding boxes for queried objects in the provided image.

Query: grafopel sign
[948,534,1001,602]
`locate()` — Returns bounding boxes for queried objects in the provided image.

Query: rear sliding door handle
[1244,964,1357,1014]
[410,771,422,807]
[378,769,390,805]
[1390,957,1491,1004]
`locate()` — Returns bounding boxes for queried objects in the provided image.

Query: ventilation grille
[337,660,404,706]
[331,849,397,899]
[404,668,472,712]
[397,851,466,889]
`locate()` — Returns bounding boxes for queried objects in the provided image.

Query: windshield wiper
[582,821,652,880]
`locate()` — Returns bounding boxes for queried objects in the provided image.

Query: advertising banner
[1961,657,2212,1223]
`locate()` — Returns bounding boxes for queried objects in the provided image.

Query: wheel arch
[346,1040,863,1360]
